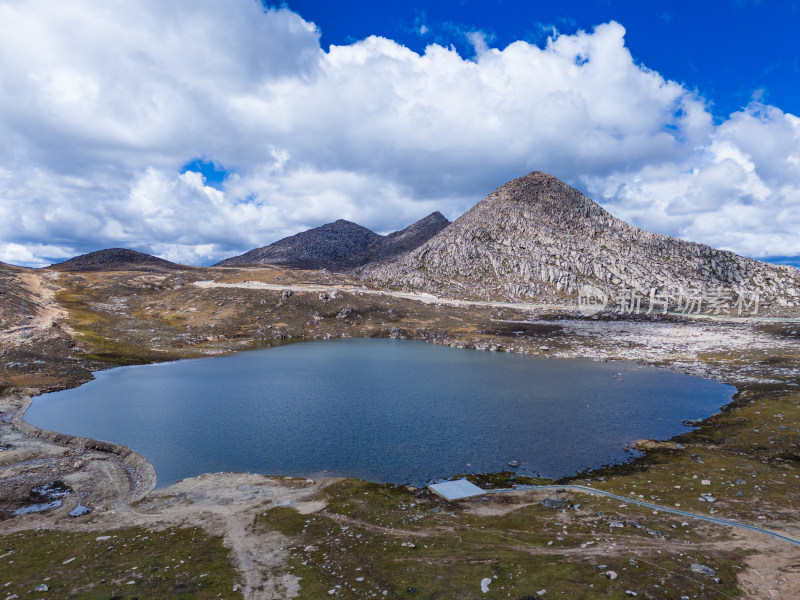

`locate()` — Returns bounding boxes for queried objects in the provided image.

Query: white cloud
[583,102,800,257]
[0,242,75,268]
[0,0,798,267]
[465,31,491,57]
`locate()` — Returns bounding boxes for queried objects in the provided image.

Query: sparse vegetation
[2,260,799,598]
[258,480,747,599]
[0,527,241,599]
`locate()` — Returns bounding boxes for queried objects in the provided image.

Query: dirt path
[193,279,800,324]
[0,270,72,346]
[1,463,333,600]
[500,484,800,547]
[110,474,331,600]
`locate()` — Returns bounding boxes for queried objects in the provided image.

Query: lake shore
[2,266,800,599]
[23,338,736,488]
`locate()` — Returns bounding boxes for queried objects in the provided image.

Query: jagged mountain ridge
[49,248,180,272]
[365,212,451,263]
[216,212,450,271]
[361,172,800,312]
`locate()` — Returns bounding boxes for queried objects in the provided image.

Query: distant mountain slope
[216,212,450,271]
[216,220,381,270]
[366,212,450,263]
[49,248,180,272]
[361,172,800,312]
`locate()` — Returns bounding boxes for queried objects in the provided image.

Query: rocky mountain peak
[216,212,449,271]
[466,171,626,237]
[361,171,800,315]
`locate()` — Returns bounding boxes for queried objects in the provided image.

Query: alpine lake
[26,338,736,487]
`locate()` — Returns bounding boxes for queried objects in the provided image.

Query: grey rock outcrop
[361,172,800,314]
[690,563,716,577]
[541,497,569,509]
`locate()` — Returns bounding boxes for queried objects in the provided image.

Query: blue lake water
[26,339,735,487]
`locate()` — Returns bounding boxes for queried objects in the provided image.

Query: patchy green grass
[460,471,552,490]
[259,505,309,537]
[56,288,181,366]
[0,526,242,599]
[571,388,800,526]
[257,482,746,599]
[317,479,443,532]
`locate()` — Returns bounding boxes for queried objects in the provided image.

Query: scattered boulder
[690,563,716,577]
[540,497,569,509]
[646,528,663,537]
[68,503,92,517]
[480,577,492,593]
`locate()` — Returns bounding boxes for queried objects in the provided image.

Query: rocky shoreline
[2,264,799,599]
[10,393,157,501]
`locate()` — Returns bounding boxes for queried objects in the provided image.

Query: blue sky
[0,0,798,267]
[287,0,800,119]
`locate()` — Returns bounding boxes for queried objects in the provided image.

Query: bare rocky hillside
[361,172,800,315]
[363,211,450,263]
[216,212,449,271]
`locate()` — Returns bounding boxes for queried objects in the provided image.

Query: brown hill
[0,261,21,272]
[49,248,180,272]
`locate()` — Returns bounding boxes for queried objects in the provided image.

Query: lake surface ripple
[27,339,735,487]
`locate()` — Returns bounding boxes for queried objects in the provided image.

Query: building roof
[427,479,486,501]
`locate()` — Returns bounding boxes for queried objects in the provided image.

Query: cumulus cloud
[0,0,798,266]
[584,103,800,257]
